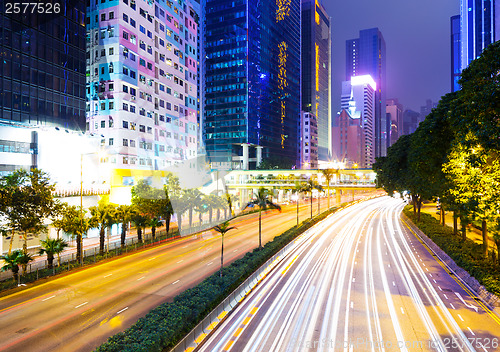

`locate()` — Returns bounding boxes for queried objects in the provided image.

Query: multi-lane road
[0,192,367,352]
[198,197,500,352]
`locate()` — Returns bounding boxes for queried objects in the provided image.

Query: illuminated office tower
[460,0,500,71]
[0,1,86,175]
[336,75,376,168]
[86,0,199,173]
[203,0,301,169]
[451,14,461,92]
[346,28,386,157]
[301,0,331,163]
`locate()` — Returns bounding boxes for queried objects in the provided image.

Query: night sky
[321,0,460,113]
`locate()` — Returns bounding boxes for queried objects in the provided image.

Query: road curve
[197,197,500,352]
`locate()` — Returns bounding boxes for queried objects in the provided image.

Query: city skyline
[322,0,460,113]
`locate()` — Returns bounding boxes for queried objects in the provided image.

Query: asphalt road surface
[0,192,369,352]
[198,197,500,352]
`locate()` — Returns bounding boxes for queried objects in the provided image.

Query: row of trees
[373,41,500,262]
[0,169,240,279]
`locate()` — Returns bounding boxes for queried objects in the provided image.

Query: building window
[123,13,128,22]
[123,139,128,146]
[130,139,136,147]
[109,101,114,110]
[100,120,105,128]
[109,138,114,146]
[109,11,114,19]
[101,13,106,21]
[123,103,128,111]
[109,47,114,55]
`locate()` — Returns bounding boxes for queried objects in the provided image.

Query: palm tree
[320,168,337,209]
[224,193,239,217]
[115,204,133,248]
[214,195,227,221]
[195,194,210,226]
[1,250,27,282]
[149,217,163,240]
[213,220,237,277]
[59,205,90,264]
[300,179,323,219]
[183,189,202,229]
[89,201,117,255]
[39,238,68,269]
[243,187,281,249]
[130,208,149,243]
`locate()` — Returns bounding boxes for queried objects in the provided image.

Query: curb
[401,213,500,308]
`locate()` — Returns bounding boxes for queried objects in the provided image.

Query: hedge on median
[403,206,500,296]
[94,203,345,352]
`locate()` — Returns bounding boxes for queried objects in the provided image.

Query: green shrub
[95,205,344,351]
[403,206,500,296]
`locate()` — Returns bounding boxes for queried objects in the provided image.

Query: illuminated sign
[351,75,376,90]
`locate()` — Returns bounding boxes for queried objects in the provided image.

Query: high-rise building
[0,1,86,130]
[300,111,318,169]
[203,0,301,170]
[346,28,386,158]
[0,1,87,175]
[85,0,199,173]
[420,99,438,118]
[451,14,461,92]
[332,109,364,168]
[460,0,500,72]
[386,98,403,146]
[337,75,376,167]
[402,109,423,136]
[301,0,331,163]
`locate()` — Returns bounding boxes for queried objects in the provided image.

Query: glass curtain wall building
[346,28,386,158]
[451,15,461,92]
[204,0,301,169]
[460,0,500,71]
[0,0,86,130]
[301,0,331,163]
[86,0,199,172]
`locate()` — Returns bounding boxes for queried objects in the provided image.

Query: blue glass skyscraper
[460,0,500,71]
[346,28,386,158]
[203,0,301,169]
[451,15,461,92]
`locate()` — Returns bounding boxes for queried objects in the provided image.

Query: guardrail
[171,225,311,352]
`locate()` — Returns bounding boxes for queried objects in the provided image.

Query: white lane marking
[422,263,425,266]
[148,257,156,261]
[392,281,396,286]
[457,314,464,322]
[443,294,448,300]
[75,302,88,309]
[352,278,355,283]
[172,280,180,285]
[400,307,404,314]
[177,260,183,263]
[182,245,188,248]
[454,292,479,312]
[387,264,390,268]
[104,273,112,278]
[117,307,128,314]
[450,303,455,309]
[438,286,442,291]
[42,295,55,301]
[467,327,475,336]
[137,276,145,281]
[429,273,432,277]
[233,249,238,252]
[433,279,437,283]
[207,262,213,266]
[425,268,429,271]
[350,301,353,309]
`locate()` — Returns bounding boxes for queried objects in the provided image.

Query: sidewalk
[419,201,498,251]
